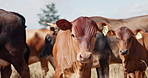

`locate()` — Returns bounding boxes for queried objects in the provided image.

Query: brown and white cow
[26,27,57,77]
[53,17,101,78]
[0,9,30,78]
[107,27,148,78]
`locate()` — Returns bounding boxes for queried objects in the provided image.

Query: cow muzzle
[77,52,92,63]
[119,50,128,55]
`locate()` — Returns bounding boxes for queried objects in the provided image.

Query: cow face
[40,34,53,58]
[40,24,59,59]
[47,23,60,35]
[108,27,133,56]
[56,17,98,63]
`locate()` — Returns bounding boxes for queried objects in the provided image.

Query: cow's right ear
[96,22,111,36]
[56,19,72,30]
[107,30,115,36]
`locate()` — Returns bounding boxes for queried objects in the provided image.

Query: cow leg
[0,47,29,78]
[54,68,63,78]
[96,68,100,78]
[127,73,135,78]
[98,58,109,78]
[1,65,12,78]
[135,71,146,78]
[124,72,128,78]
[40,59,49,78]
[11,58,30,78]
[48,56,55,69]
[24,43,30,64]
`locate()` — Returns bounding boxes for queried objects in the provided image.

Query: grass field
[9,62,148,78]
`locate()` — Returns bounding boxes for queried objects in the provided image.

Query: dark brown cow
[89,15,148,78]
[53,17,101,78]
[26,27,57,77]
[107,27,148,78]
[0,9,30,78]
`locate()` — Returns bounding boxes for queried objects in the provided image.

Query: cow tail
[24,43,30,65]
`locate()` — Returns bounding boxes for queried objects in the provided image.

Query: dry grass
[9,62,148,78]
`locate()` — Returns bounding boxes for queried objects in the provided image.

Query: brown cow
[90,15,148,31]
[107,27,148,78]
[0,9,30,78]
[53,17,101,78]
[90,15,148,78]
[26,27,57,77]
[91,15,148,63]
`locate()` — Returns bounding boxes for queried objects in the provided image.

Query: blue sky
[1,0,148,29]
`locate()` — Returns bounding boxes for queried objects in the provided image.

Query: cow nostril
[120,50,123,53]
[80,54,82,58]
[119,50,128,55]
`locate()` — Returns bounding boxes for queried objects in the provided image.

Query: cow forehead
[71,17,98,37]
[116,27,132,40]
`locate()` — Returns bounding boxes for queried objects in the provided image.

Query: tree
[38,3,60,27]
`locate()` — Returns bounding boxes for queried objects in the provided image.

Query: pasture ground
[9,62,148,78]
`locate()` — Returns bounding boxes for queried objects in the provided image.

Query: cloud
[0,0,71,29]
[114,2,148,18]
[1,0,148,29]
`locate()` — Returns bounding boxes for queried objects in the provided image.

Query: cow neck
[124,36,148,72]
[63,61,92,78]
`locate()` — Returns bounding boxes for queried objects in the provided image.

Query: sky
[1,0,148,30]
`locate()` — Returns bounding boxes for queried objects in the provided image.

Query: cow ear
[96,22,111,36]
[134,28,145,39]
[56,19,72,30]
[134,28,145,35]
[107,30,115,36]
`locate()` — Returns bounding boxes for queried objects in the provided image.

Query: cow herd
[0,9,148,78]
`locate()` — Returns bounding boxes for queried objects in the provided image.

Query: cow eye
[71,34,75,37]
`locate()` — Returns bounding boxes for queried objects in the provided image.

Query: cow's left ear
[56,19,72,30]
[96,22,111,36]
[133,28,145,39]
